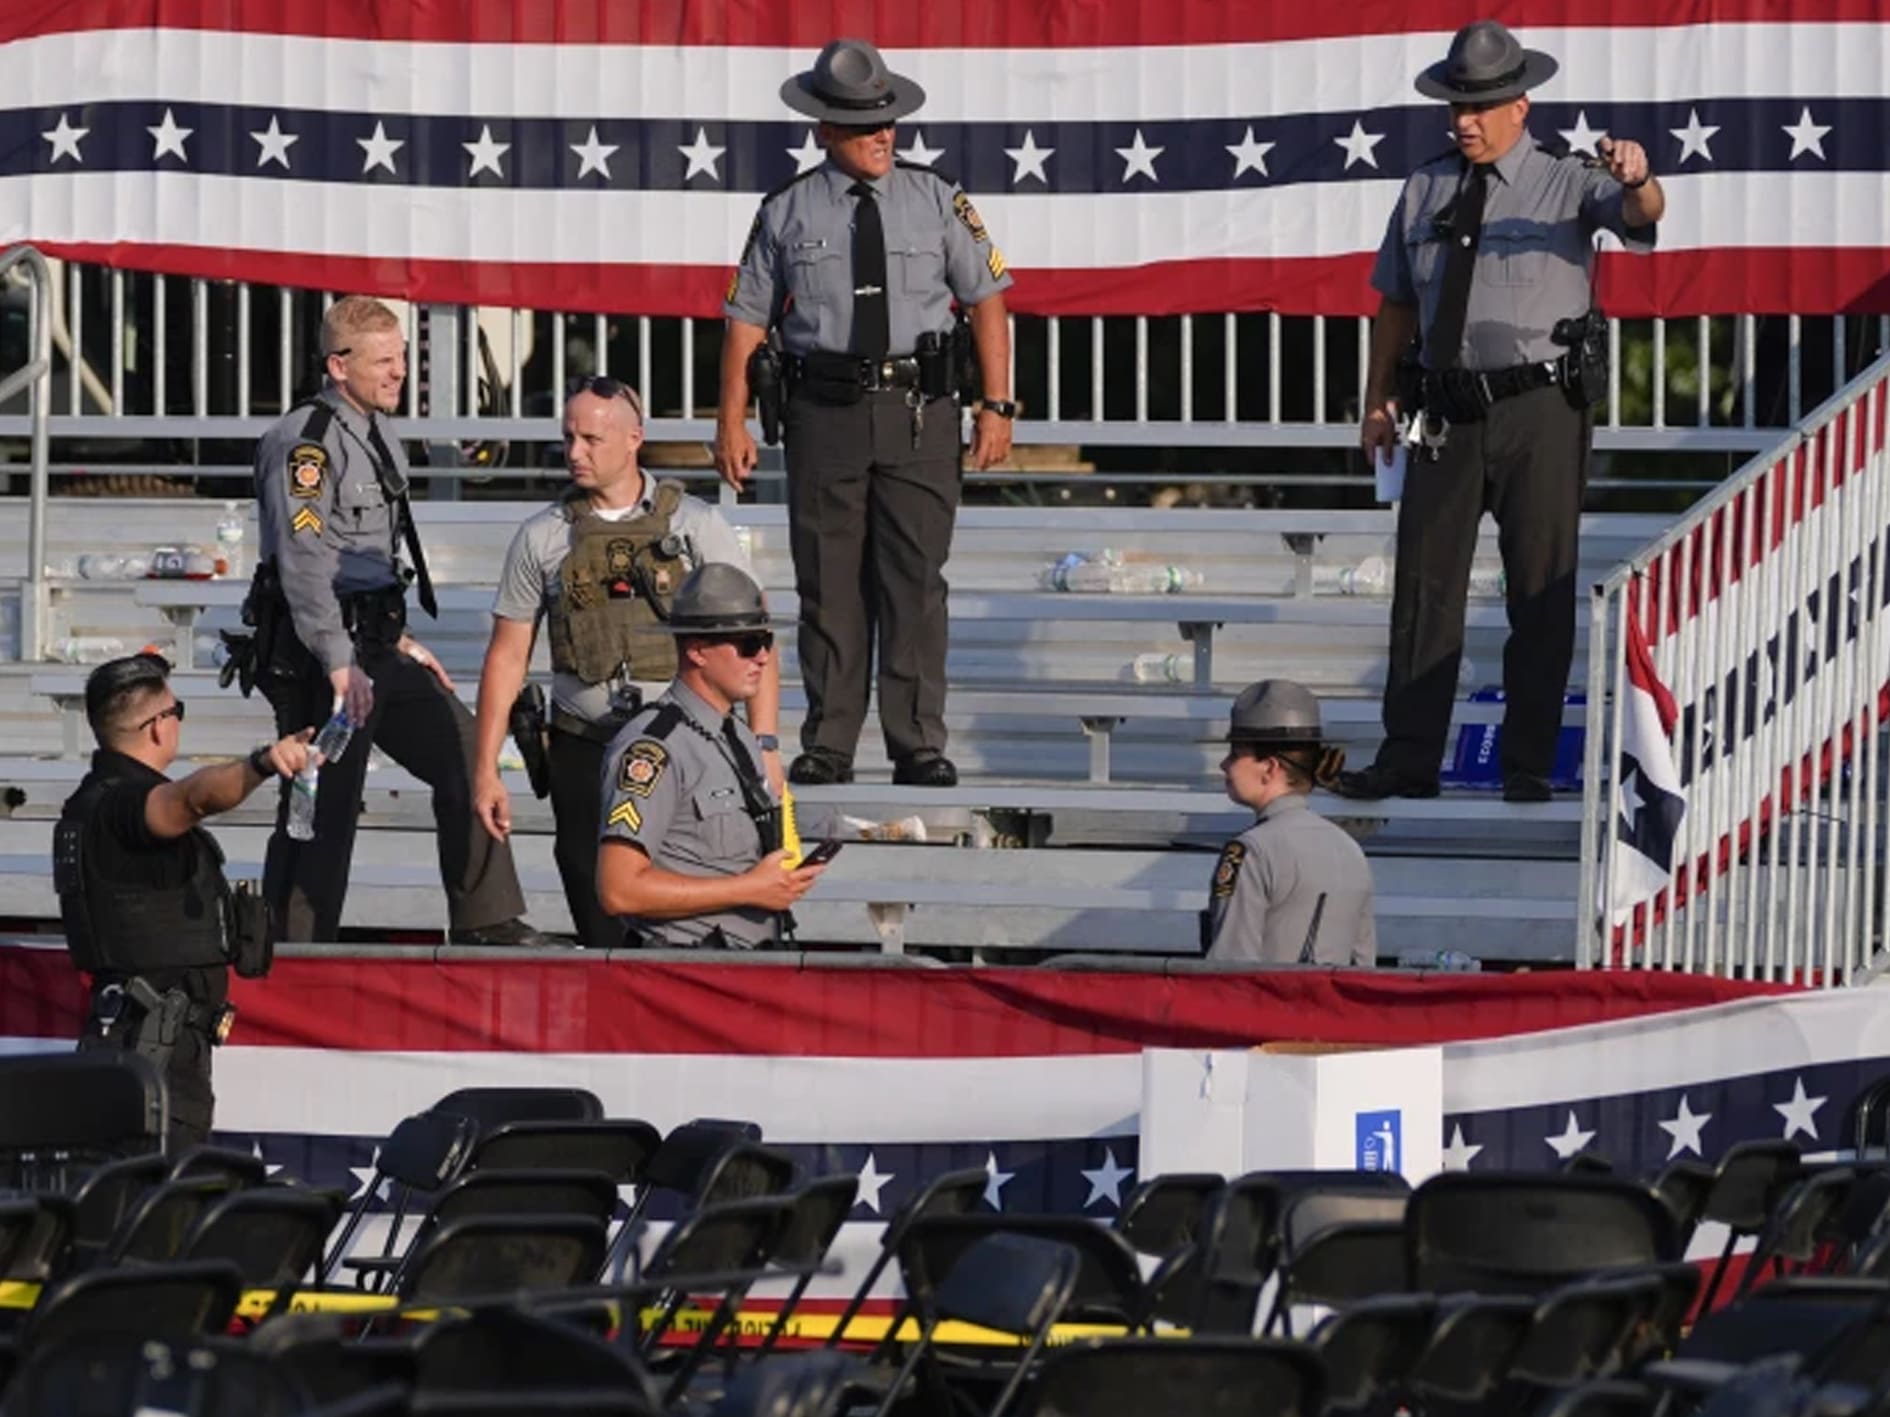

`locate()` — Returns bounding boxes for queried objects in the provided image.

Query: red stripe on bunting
[0,1,1882,48]
[29,243,1890,320]
[0,945,1794,1057]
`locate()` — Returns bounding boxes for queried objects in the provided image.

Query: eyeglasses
[135,701,185,731]
[707,632,774,659]
[567,375,645,419]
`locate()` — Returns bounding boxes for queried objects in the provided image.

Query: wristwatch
[246,745,275,778]
[981,399,1018,419]
[755,734,781,752]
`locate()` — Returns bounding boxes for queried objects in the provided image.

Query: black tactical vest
[54,768,232,975]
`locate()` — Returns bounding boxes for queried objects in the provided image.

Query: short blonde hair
[322,296,401,357]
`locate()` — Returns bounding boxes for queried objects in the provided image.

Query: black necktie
[1426,162,1490,371]
[848,181,890,359]
[364,419,437,619]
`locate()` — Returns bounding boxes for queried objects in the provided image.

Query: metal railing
[1579,352,1890,982]
[4,261,1887,460]
[0,245,54,659]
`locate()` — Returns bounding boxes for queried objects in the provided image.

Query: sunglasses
[568,375,645,419]
[832,120,896,138]
[705,631,774,659]
[135,700,185,731]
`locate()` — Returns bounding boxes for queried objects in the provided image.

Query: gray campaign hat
[780,38,926,127]
[1227,679,1325,745]
[1415,20,1558,104]
[663,563,781,636]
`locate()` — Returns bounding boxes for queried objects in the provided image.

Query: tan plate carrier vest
[546,482,688,685]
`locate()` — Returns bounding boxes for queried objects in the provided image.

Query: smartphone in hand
[800,839,845,867]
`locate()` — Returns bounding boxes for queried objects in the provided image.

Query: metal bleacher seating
[0,494,1666,963]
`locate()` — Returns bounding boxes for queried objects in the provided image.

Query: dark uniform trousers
[262,636,526,942]
[785,387,961,760]
[548,724,626,951]
[1380,384,1591,782]
[78,996,215,1152]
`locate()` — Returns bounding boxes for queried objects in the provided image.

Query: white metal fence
[1579,352,1890,982]
[4,260,1888,465]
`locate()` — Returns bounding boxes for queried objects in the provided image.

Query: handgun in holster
[226,560,288,697]
[509,681,552,799]
[749,334,785,446]
[1552,309,1610,410]
[122,977,188,1073]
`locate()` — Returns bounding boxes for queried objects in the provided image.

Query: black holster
[1552,309,1610,409]
[510,682,552,800]
[227,881,273,979]
[916,330,955,401]
[951,310,977,401]
[749,339,785,446]
[1393,340,1424,417]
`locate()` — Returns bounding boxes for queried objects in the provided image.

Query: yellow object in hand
[780,784,803,868]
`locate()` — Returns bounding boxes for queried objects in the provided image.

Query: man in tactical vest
[596,564,825,948]
[243,296,550,947]
[1205,680,1378,967]
[58,654,309,1150]
[474,379,783,949]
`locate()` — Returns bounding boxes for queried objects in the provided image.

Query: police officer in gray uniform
[247,295,549,946]
[1205,681,1376,967]
[596,565,826,948]
[474,378,781,949]
[1335,20,1664,805]
[715,37,1017,789]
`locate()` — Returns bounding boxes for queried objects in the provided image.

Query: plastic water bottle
[52,636,127,664]
[77,554,127,580]
[1468,566,1507,597]
[1130,652,1186,685]
[216,506,247,579]
[1337,556,1391,597]
[286,707,357,842]
[1048,559,1204,594]
[1398,948,1482,972]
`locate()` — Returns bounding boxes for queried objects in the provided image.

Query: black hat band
[811,85,898,112]
[1445,59,1529,94]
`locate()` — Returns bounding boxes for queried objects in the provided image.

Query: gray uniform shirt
[491,479,755,723]
[252,384,409,674]
[1371,129,1658,371]
[1204,794,1377,967]
[599,680,779,949]
[723,159,1013,355]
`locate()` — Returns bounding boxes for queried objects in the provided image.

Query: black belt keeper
[1420,360,1565,423]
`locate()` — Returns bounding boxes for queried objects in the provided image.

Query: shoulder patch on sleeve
[290,506,323,535]
[1212,841,1246,899]
[618,739,669,798]
[287,442,328,499]
[952,191,989,243]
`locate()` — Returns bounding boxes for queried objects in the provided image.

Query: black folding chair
[180,1186,345,1318]
[57,1153,169,1271]
[709,1349,876,1417]
[1651,1159,1715,1251]
[1535,1378,1661,1417]
[410,1305,660,1416]
[1114,1172,1224,1259]
[1739,1165,1857,1296]
[167,1143,268,1189]
[101,1174,238,1266]
[1693,1139,1804,1312]
[0,1051,165,1193]
[1024,1335,1327,1417]
[1507,1273,1666,1390]
[389,1213,609,1313]
[753,1173,860,1358]
[467,1118,662,1181]
[20,1259,244,1349]
[0,1196,74,1293]
[1263,1185,1410,1335]
[1,1331,316,1417]
[822,1166,986,1350]
[1407,1173,1679,1296]
[610,1123,793,1281]
[430,1085,604,1135]
[319,1109,478,1283]
[356,1169,620,1295]
[1404,1294,1536,1405]
[1311,1294,1436,1417]
[1850,1073,1890,1160]
[876,1229,1082,1417]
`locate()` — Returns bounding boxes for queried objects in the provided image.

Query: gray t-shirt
[491,479,753,723]
[1371,128,1657,371]
[1204,794,1377,967]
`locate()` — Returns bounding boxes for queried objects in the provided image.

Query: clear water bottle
[1337,555,1392,596]
[1467,565,1507,597]
[52,636,127,664]
[1398,948,1482,972]
[216,507,247,579]
[1052,561,1204,594]
[286,707,357,842]
[1131,652,1186,684]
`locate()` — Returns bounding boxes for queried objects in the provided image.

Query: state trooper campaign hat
[1415,20,1558,104]
[663,563,782,636]
[780,38,927,127]
[1226,679,1325,746]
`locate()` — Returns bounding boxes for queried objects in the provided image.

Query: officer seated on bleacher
[1204,680,1378,967]
[56,653,306,1150]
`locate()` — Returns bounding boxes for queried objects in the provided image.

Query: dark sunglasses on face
[136,701,185,731]
[708,632,774,659]
[834,120,896,137]
[567,375,644,419]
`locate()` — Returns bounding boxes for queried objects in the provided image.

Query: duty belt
[1421,360,1565,423]
[339,585,408,645]
[788,352,924,392]
[550,704,632,745]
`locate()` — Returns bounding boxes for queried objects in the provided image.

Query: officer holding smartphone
[596,565,827,948]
